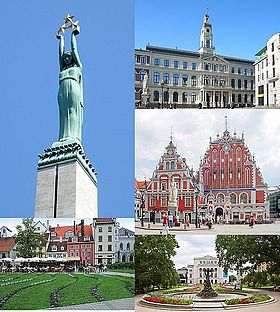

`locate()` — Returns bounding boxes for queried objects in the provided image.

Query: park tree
[135,235,179,293]
[13,218,46,258]
[215,235,280,286]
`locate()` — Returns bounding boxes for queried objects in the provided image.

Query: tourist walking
[168,212,173,228]
[163,213,168,233]
[249,216,254,229]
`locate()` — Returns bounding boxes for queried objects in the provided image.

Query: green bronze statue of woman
[56,26,83,144]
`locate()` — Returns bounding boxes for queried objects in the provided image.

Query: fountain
[197,268,218,298]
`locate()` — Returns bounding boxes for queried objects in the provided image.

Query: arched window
[163,73,169,84]
[191,92,196,103]
[232,94,235,103]
[230,193,237,204]
[140,70,146,81]
[173,92,178,103]
[191,76,197,86]
[166,162,170,170]
[244,94,248,103]
[182,92,188,103]
[164,91,169,102]
[206,39,210,48]
[251,94,254,103]
[238,94,242,103]
[245,168,250,185]
[205,169,210,186]
[173,74,179,85]
[216,193,225,203]
[120,243,123,251]
[127,242,130,251]
[240,193,248,204]
[129,255,134,262]
[153,72,160,83]
[122,254,126,262]
[153,90,159,101]
[171,161,175,169]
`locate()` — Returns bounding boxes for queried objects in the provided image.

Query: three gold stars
[58,14,79,34]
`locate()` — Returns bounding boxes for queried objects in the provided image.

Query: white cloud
[172,235,216,268]
[136,109,280,187]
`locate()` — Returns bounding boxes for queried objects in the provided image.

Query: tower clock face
[167,150,174,155]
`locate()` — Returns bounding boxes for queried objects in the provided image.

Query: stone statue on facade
[55,15,83,145]
[142,73,149,94]
[169,178,178,204]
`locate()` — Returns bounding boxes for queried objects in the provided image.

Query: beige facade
[255,33,280,107]
[93,218,117,265]
[177,255,229,285]
[135,13,255,108]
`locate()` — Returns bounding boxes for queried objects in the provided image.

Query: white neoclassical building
[255,33,280,107]
[177,255,229,285]
[135,12,255,108]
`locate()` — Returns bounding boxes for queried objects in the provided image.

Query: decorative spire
[225,115,228,131]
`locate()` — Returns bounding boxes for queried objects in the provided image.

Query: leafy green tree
[215,235,280,287]
[13,218,46,258]
[215,235,280,274]
[135,235,179,292]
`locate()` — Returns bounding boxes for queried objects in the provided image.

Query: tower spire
[198,10,214,54]
[170,125,173,142]
[225,115,228,131]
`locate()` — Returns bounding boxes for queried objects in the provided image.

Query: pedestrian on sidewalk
[163,213,168,232]
[249,216,254,229]
[168,212,173,228]
[185,215,190,230]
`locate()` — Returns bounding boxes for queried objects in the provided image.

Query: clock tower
[198,10,215,55]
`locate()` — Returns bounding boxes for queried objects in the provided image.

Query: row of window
[257,67,277,82]
[152,196,191,207]
[152,90,253,104]
[207,192,249,204]
[257,54,276,71]
[119,242,133,251]
[153,90,197,103]
[98,235,112,242]
[98,245,113,251]
[137,55,254,75]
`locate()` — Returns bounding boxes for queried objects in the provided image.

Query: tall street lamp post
[140,180,147,228]
[195,187,199,228]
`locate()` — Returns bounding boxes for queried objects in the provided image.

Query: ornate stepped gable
[198,121,268,220]
[146,138,201,212]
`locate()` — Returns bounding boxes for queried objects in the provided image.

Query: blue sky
[0,0,134,218]
[135,0,280,60]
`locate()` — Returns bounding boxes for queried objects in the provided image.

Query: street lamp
[195,187,199,228]
[139,180,147,228]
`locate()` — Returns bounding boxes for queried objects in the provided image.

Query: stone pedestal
[168,200,178,215]
[34,143,97,218]
[141,92,150,107]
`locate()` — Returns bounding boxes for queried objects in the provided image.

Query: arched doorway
[215,207,224,221]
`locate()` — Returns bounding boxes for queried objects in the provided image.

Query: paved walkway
[135,221,280,235]
[102,271,135,278]
[135,290,280,312]
[52,297,134,310]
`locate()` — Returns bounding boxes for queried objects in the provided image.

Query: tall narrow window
[173,74,179,85]
[153,72,160,83]
[173,92,178,103]
[153,90,159,101]
[140,70,146,81]
[163,73,169,84]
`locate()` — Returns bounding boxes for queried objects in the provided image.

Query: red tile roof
[0,237,16,252]
[94,218,115,223]
[135,179,147,190]
[50,225,93,238]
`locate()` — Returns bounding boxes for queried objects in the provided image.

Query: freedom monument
[34,15,98,218]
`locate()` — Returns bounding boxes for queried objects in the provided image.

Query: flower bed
[145,296,192,305]
[225,294,271,305]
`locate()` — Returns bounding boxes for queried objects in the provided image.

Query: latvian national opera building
[199,124,269,222]
[135,123,269,223]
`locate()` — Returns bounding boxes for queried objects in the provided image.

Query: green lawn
[0,273,134,310]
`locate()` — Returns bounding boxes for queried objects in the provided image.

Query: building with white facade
[177,255,229,285]
[116,227,135,263]
[255,33,280,107]
[0,226,12,238]
[135,12,255,108]
[92,218,117,265]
